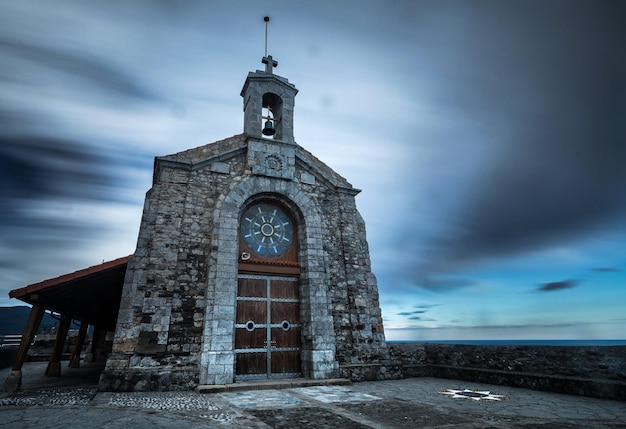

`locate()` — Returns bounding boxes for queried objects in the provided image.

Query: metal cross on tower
[262,17,278,74]
[262,55,278,74]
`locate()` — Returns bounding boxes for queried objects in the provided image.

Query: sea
[392,339,626,346]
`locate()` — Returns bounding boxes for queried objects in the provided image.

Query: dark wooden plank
[236,352,267,375]
[271,327,300,348]
[270,279,299,299]
[270,301,299,324]
[235,328,267,349]
[238,277,267,297]
[236,300,266,324]
[271,351,301,374]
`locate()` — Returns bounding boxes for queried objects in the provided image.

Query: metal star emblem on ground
[439,389,506,401]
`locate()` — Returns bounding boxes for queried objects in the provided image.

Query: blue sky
[1,0,624,340]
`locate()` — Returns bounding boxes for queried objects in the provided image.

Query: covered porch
[3,256,131,392]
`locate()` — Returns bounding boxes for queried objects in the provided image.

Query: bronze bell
[262,120,275,136]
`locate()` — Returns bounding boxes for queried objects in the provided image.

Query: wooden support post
[3,304,46,392]
[45,314,72,377]
[85,326,101,363]
[69,322,89,368]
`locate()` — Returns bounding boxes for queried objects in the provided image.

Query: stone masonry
[99,58,393,391]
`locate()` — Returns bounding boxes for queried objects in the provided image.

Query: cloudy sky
[1,0,624,341]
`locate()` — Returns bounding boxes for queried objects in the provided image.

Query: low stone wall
[98,367,199,392]
[388,342,626,401]
[338,362,403,382]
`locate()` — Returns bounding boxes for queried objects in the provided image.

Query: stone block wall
[102,137,249,391]
[329,192,396,381]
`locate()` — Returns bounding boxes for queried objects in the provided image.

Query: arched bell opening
[262,92,283,140]
[261,106,275,137]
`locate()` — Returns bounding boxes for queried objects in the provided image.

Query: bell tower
[241,18,299,180]
[241,17,298,144]
[241,55,298,144]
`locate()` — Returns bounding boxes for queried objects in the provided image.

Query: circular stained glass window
[240,202,294,258]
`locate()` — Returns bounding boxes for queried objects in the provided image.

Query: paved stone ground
[1,362,625,428]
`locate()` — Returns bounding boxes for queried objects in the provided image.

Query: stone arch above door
[199,177,338,385]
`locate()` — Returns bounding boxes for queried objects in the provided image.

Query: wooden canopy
[9,255,131,331]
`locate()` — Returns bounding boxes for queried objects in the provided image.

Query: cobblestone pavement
[1,362,625,428]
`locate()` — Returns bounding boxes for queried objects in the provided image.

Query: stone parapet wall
[388,342,626,400]
[338,363,403,382]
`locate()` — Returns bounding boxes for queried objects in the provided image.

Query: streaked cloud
[0,36,163,103]
[1,0,624,341]
[592,267,621,273]
[536,279,579,293]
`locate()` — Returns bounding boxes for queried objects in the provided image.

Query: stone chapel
[97,54,392,390]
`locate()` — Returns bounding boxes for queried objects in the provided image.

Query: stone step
[195,377,351,394]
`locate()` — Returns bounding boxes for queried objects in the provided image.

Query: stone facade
[99,60,392,391]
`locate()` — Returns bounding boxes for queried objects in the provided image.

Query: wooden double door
[235,275,301,379]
